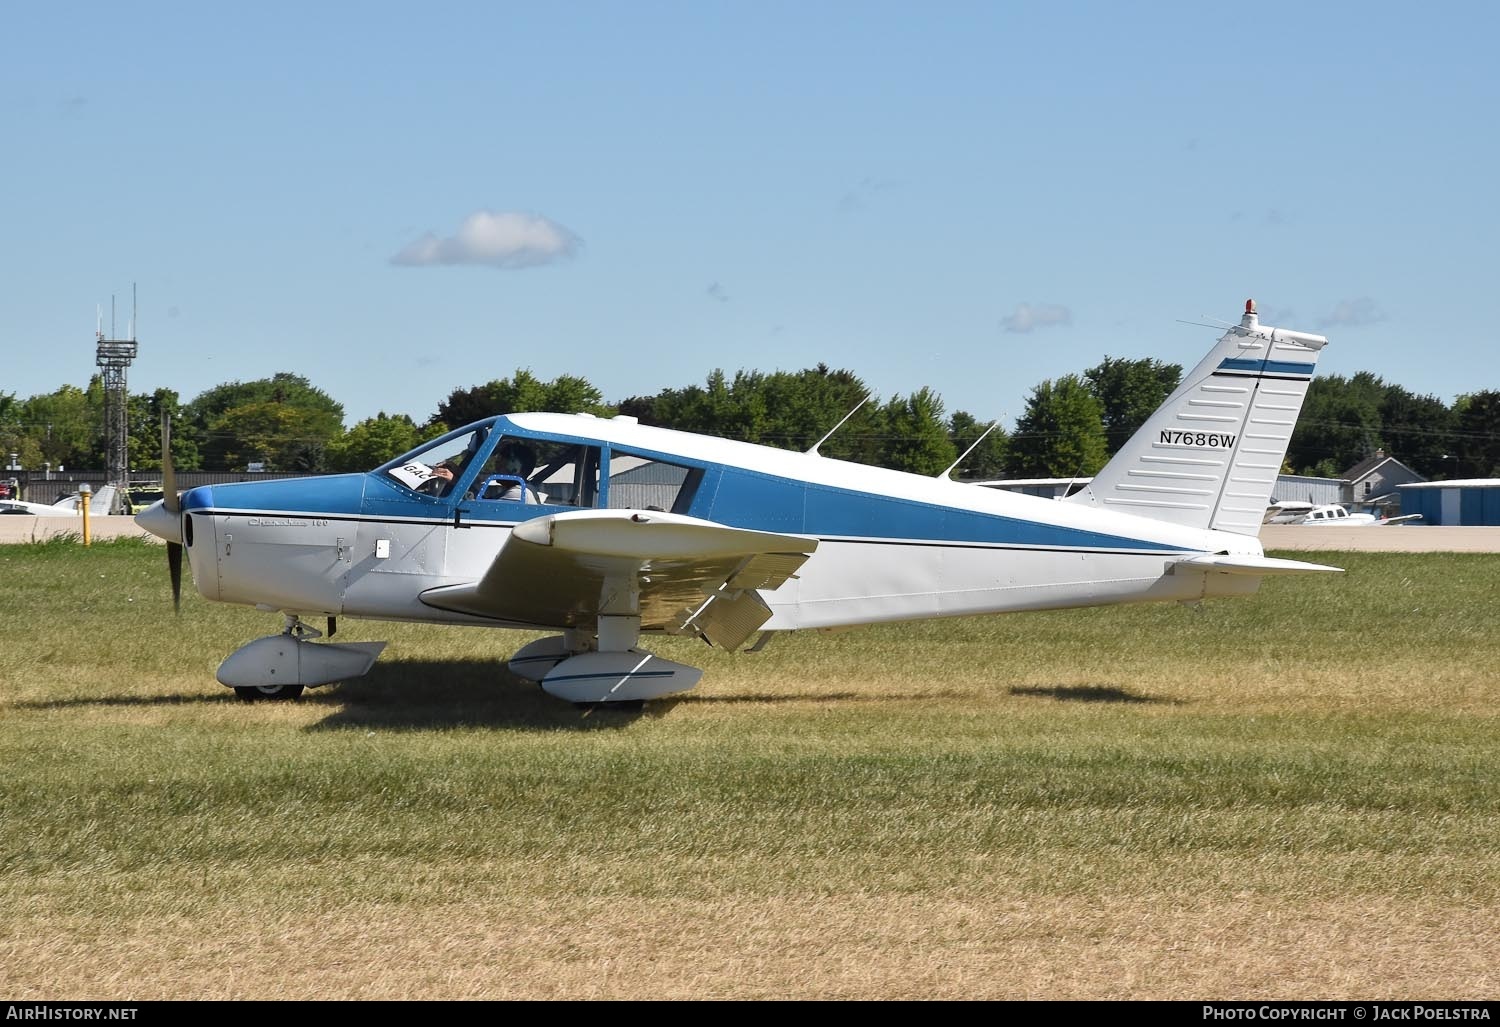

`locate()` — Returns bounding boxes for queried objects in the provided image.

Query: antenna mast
[940,421,1000,479]
[806,397,869,457]
[96,284,139,499]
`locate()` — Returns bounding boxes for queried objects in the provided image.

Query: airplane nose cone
[136,499,182,544]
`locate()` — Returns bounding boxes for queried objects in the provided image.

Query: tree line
[4,360,1498,481]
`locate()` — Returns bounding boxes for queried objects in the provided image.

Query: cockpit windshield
[380,425,489,497]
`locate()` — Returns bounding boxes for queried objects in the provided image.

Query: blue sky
[5,2,1497,431]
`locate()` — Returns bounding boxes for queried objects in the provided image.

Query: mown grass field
[1,538,1497,999]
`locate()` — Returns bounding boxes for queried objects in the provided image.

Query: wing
[419,509,818,649]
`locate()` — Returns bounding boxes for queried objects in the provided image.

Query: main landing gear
[506,615,702,706]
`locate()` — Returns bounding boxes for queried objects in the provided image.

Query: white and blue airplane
[136,301,1340,705]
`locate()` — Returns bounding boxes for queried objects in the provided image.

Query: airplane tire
[573,700,646,713]
[234,685,306,702]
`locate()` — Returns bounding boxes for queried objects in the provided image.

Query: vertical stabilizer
[89,485,118,516]
[1068,301,1327,535]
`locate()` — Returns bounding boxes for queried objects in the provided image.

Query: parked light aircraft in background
[1291,503,1422,526]
[136,300,1341,705]
[0,485,117,517]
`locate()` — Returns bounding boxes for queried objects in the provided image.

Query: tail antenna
[1063,461,1089,498]
[939,421,1000,480]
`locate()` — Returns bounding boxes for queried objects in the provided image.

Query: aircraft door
[455,437,602,527]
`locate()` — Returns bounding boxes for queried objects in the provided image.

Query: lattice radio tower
[96,286,138,493]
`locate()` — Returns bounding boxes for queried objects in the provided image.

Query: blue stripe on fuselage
[705,466,1184,552]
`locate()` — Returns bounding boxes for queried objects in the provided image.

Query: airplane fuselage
[174,412,1261,635]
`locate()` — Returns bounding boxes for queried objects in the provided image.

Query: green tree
[1009,375,1108,478]
[1378,386,1456,478]
[0,392,44,470]
[1287,372,1386,475]
[184,373,344,471]
[208,402,311,470]
[624,364,881,463]
[125,388,202,472]
[628,368,743,438]
[430,370,612,428]
[880,388,957,475]
[1453,390,1500,478]
[763,367,883,465]
[326,413,446,472]
[19,384,98,470]
[1083,356,1182,455]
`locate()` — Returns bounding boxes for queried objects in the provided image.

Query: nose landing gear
[219,614,387,701]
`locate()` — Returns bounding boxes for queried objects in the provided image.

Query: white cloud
[1317,297,1386,329]
[391,210,582,269]
[1001,303,1072,333]
[706,281,730,303]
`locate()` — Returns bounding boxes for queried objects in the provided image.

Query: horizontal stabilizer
[1169,554,1343,576]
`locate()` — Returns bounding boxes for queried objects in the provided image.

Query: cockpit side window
[473,436,601,507]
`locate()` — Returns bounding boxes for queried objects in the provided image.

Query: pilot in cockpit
[418,459,459,496]
[482,443,537,501]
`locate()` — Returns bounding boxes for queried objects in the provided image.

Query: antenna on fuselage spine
[940,421,999,480]
[806,396,869,457]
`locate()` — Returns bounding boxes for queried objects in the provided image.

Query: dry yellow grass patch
[5,895,1495,1000]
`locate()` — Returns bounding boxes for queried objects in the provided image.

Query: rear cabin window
[606,453,703,514]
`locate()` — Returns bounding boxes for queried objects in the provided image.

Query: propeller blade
[161,412,179,515]
[162,413,183,613]
[167,541,183,614]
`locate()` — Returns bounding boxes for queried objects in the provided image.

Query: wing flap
[726,551,808,591]
[677,588,775,651]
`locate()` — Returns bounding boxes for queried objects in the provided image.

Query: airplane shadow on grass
[671,688,979,706]
[306,659,662,733]
[9,670,1178,726]
[9,663,659,730]
[308,662,982,730]
[1008,684,1183,705]
[11,693,240,710]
